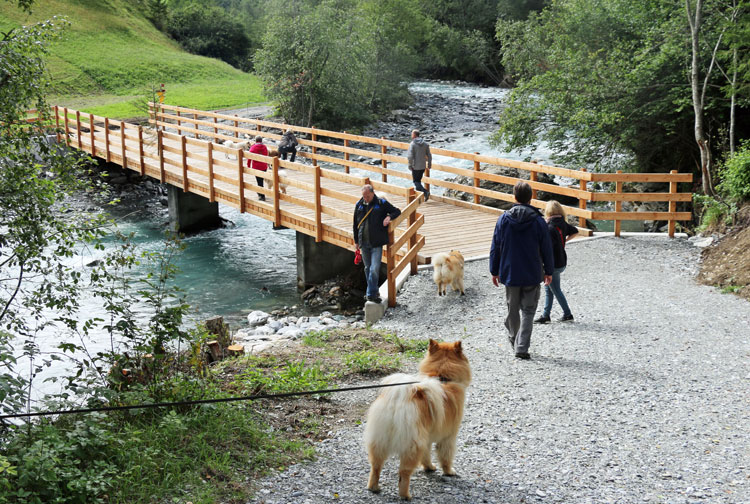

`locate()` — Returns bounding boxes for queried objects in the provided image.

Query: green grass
[1,0,268,119]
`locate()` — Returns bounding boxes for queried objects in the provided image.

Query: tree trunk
[686,0,716,196]
[730,46,737,155]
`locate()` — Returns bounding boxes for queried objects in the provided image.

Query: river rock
[247,310,271,327]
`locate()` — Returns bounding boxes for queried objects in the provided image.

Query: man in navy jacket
[353,184,401,303]
[489,181,554,359]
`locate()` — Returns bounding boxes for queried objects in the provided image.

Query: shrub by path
[251,236,750,503]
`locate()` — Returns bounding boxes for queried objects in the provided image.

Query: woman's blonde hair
[545,200,566,219]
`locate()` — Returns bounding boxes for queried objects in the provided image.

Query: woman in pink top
[248,135,269,201]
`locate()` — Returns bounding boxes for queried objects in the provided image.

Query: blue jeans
[543,266,572,317]
[361,245,383,298]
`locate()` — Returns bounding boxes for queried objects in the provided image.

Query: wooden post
[314,164,322,241]
[208,142,215,202]
[256,123,261,133]
[158,129,165,183]
[89,113,96,157]
[424,164,430,193]
[668,169,677,238]
[54,106,61,143]
[104,117,110,163]
[237,149,245,212]
[234,115,240,138]
[387,229,396,308]
[176,110,182,136]
[578,167,587,228]
[311,126,317,167]
[408,188,418,275]
[344,132,350,174]
[473,153,481,204]
[120,122,127,170]
[213,116,218,136]
[181,135,188,192]
[138,126,145,175]
[63,108,70,147]
[614,170,622,237]
[381,138,388,182]
[193,113,198,138]
[75,110,82,149]
[272,156,281,228]
[530,170,538,201]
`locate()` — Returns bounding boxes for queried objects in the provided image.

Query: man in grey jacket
[406,129,431,201]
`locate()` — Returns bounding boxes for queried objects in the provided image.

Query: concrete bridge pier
[296,232,364,289]
[167,186,222,234]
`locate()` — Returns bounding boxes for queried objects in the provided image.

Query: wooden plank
[181,135,188,192]
[591,211,693,221]
[590,192,693,202]
[668,170,677,237]
[591,172,693,183]
[208,142,215,202]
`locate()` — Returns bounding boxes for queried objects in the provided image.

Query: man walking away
[353,184,401,303]
[489,181,554,360]
[407,129,432,201]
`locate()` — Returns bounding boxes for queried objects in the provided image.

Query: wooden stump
[206,340,223,362]
[204,316,231,348]
[227,344,244,357]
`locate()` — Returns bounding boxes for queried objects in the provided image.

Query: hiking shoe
[424,191,430,201]
[515,352,531,360]
[258,194,266,201]
[534,315,551,324]
[559,314,574,322]
[366,295,382,304]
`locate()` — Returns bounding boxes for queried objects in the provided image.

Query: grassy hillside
[0,0,266,118]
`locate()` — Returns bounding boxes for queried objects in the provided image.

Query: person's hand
[492,275,500,287]
[383,215,391,227]
[544,275,552,286]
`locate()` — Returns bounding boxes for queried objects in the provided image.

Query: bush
[718,143,750,203]
[693,194,735,231]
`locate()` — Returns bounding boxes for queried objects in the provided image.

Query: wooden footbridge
[49,104,692,306]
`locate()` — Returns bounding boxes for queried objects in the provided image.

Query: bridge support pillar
[167,186,221,234]
[296,232,358,288]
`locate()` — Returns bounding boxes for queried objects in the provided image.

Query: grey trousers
[504,285,541,354]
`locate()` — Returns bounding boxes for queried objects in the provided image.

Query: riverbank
[250,235,750,503]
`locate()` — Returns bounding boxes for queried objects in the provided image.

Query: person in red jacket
[248,135,269,201]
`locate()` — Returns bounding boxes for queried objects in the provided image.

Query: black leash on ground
[0,381,418,420]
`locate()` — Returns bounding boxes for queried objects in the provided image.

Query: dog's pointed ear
[428,339,439,353]
[453,341,463,353]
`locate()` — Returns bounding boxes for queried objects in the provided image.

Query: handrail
[149,103,693,237]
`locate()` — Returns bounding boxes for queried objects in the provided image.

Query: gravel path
[251,235,750,504]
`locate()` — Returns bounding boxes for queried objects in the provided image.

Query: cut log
[206,340,222,362]
[204,316,231,347]
[227,344,244,357]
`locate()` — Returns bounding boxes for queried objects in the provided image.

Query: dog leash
[0,380,419,420]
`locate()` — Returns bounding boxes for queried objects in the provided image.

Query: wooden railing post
[176,110,182,136]
[75,110,82,149]
[63,108,70,147]
[314,164,322,241]
[104,117,110,163]
[157,129,165,183]
[344,132,350,174]
[89,113,96,157]
[54,106,61,143]
[614,170,622,237]
[138,125,145,175]
[120,122,127,170]
[193,113,198,138]
[408,188,418,275]
[668,170,677,238]
[381,138,387,182]
[311,126,318,167]
[181,135,188,191]
[207,142,215,202]
[530,170,538,201]
[272,156,281,228]
[213,116,218,136]
[234,115,239,138]
[387,230,396,308]
[424,163,430,193]
[578,167,587,228]
[237,149,245,212]
[473,153,481,204]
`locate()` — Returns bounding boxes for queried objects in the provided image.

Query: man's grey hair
[361,184,374,194]
[412,129,420,137]
[255,135,263,142]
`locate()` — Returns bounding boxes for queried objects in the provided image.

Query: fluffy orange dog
[364,339,472,500]
[432,250,465,296]
[265,149,287,194]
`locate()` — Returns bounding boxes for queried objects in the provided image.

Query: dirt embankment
[697,205,750,301]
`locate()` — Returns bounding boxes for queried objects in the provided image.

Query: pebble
[248,236,750,503]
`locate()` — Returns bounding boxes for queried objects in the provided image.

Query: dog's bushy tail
[363,373,445,457]
[433,253,450,285]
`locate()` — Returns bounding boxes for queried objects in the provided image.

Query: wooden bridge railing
[150,103,692,237]
[53,106,424,307]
